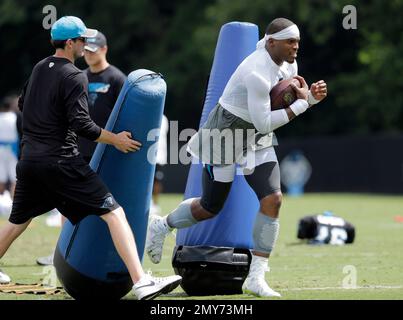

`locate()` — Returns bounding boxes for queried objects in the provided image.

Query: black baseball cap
[85,31,107,52]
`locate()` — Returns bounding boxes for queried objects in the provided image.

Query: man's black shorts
[9,157,120,225]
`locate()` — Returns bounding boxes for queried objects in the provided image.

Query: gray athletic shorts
[187,103,278,166]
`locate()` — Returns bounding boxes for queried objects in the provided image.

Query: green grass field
[1,193,402,300]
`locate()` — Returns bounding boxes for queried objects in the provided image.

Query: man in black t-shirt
[79,31,126,162]
[0,16,181,299]
[37,31,127,264]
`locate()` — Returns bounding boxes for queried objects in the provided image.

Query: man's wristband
[289,99,309,116]
[308,91,320,105]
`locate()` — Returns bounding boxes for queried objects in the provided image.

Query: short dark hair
[265,17,295,35]
[50,37,83,49]
[51,39,68,49]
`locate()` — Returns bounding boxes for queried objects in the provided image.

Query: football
[270,77,302,110]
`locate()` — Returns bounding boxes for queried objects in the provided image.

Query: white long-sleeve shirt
[187,48,307,166]
[219,48,299,134]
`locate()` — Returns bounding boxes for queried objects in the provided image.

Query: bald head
[266,17,296,35]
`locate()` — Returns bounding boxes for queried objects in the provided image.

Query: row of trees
[1,0,402,136]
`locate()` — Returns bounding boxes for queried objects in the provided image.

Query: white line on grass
[282,285,403,291]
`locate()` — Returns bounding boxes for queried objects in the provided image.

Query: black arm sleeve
[64,72,102,141]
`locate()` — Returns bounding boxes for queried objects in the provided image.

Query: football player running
[146,17,327,297]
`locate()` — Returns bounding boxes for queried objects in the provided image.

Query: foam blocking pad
[177,22,260,248]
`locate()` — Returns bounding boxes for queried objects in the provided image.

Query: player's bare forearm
[96,129,141,153]
[96,129,116,145]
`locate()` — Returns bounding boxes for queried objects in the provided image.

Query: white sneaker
[242,275,281,297]
[145,215,171,264]
[0,269,11,284]
[242,255,281,298]
[132,272,182,300]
